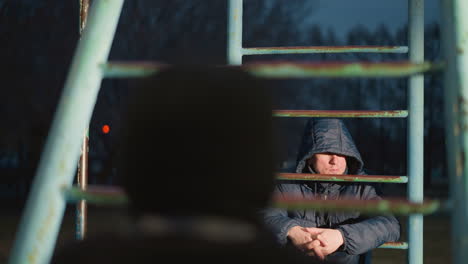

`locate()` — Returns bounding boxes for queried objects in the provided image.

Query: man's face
[309,153,347,175]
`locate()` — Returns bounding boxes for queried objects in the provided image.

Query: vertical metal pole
[440,0,468,263]
[76,130,88,240]
[8,1,124,263]
[407,0,424,264]
[76,0,91,241]
[227,0,243,65]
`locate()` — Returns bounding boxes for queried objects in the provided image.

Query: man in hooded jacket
[262,118,400,264]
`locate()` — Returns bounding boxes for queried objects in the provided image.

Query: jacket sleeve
[261,185,301,245]
[336,185,401,255]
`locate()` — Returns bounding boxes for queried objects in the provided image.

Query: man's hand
[302,227,344,260]
[286,226,316,251]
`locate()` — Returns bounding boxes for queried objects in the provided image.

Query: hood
[295,118,364,175]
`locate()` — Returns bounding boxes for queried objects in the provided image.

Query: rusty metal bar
[244,61,441,78]
[65,185,411,251]
[76,130,88,240]
[274,197,440,215]
[379,242,409,250]
[102,61,442,79]
[273,110,408,118]
[76,0,91,242]
[441,0,468,263]
[242,46,408,55]
[278,173,408,183]
[64,186,440,216]
[79,0,91,34]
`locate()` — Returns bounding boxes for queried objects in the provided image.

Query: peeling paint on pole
[441,0,468,262]
[79,0,90,34]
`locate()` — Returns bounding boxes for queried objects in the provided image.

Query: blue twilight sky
[306,0,439,36]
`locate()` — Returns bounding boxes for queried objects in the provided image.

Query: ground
[1,205,451,263]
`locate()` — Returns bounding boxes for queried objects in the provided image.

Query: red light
[102,125,110,134]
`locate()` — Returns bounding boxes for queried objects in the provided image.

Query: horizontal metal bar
[66,186,441,215]
[65,186,128,205]
[274,196,440,215]
[65,186,409,250]
[278,173,408,183]
[244,61,443,78]
[273,110,408,118]
[242,46,408,55]
[65,186,408,250]
[102,62,166,78]
[102,61,443,78]
[378,242,409,250]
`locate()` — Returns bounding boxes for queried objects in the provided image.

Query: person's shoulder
[276,181,303,192]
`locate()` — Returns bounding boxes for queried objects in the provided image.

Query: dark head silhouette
[117,65,275,224]
[52,66,314,264]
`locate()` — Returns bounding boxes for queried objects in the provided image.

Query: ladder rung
[242,46,408,55]
[65,186,128,205]
[379,242,408,250]
[64,189,407,247]
[67,186,441,216]
[278,173,408,183]
[103,61,442,78]
[103,62,166,78]
[274,196,440,215]
[244,61,443,78]
[273,110,408,118]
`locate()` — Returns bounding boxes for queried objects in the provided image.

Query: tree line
[0,0,444,201]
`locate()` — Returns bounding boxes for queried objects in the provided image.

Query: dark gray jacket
[263,119,400,264]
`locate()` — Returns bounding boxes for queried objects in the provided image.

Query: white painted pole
[8,1,124,263]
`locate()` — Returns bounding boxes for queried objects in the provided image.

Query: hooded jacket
[262,119,400,264]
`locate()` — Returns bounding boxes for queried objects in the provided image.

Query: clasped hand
[287,226,344,260]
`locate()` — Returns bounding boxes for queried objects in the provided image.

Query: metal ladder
[7,0,467,263]
[227,0,421,261]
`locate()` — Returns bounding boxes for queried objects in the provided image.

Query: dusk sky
[306,0,439,37]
